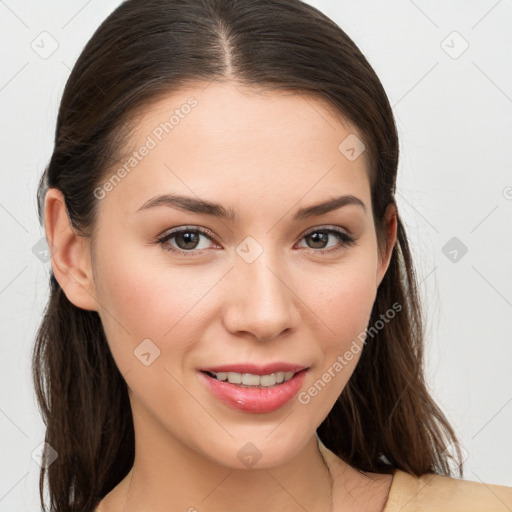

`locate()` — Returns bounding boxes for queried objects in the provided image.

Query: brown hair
[33,0,462,510]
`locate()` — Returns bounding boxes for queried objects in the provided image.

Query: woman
[33,0,512,511]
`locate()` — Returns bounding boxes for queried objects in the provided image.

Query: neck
[102,414,334,512]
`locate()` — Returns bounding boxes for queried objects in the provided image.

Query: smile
[198,363,309,413]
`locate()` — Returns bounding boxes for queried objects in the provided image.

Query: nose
[222,250,301,342]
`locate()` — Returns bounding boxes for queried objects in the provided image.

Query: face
[88,82,393,469]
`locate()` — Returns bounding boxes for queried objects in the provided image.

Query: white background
[1,0,511,509]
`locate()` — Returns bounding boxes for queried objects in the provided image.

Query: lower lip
[199,370,308,413]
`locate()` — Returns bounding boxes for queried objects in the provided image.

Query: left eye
[297,228,354,251]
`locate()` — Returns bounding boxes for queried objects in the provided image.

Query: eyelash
[156,225,356,257]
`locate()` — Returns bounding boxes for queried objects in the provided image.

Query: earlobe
[44,188,98,311]
[376,203,398,288]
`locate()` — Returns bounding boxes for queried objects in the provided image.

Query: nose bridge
[223,242,299,340]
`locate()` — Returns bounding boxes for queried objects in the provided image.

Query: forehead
[100,81,371,215]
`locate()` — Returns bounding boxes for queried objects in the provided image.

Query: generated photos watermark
[93,97,198,200]
[298,301,402,405]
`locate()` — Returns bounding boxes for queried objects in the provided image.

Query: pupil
[308,232,327,249]
[178,231,199,250]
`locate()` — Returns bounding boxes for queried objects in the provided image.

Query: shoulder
[384,469,512,512]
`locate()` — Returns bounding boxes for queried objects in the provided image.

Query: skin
[45,81,397,512]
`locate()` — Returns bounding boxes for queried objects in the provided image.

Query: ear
[376,203,398,288]
[44,188,98,311]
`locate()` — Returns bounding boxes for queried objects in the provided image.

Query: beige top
[318,439,512,511]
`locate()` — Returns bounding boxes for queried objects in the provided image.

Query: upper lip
[200,362,308,376]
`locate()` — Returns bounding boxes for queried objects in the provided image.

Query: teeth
[242,373,261,386]
[227,372,242,384]
[259,374,276,386]
[210,371,297,387]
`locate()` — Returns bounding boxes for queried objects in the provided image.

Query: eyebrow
[136,193,366,222]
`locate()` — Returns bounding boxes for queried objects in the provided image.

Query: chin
[194,426,313,470]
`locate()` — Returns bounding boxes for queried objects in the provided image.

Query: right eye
[156,226,219,256]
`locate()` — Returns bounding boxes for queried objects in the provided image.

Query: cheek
[297,252,378,407]
[91,236,164,360]
[92,239,220,370]
[304,252,378,343]
[330,272,376,338]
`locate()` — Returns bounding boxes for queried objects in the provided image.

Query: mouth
[198,363,309,413]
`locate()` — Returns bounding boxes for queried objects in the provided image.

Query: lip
[199,362,307,376]
[198,367,309,414]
